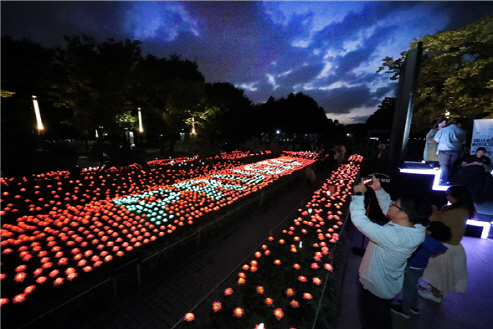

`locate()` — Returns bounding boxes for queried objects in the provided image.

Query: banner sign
[470,119,493,157]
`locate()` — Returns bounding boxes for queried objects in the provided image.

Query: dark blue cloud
[2,1,493,124]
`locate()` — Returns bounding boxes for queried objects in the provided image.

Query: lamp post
[190,117,197,139]
[32,95,44,134]
[138,108,144,133]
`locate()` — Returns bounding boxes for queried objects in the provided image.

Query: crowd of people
[350,174,478,329]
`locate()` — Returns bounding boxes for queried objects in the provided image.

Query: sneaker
[390,304,411,319]
[418,282,431,291]
[418,289,442,303]
[397,300,420,314]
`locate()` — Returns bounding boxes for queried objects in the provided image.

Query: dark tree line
[2,35,336,155]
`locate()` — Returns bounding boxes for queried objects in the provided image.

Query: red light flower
[250,260,258,266]
[184,313,194,322]
[290,300,300,308]
[313,277,322,286]
[298,276,307,282]
[324,263,333,271]
[224,287,233,296]
[256,286,265,294]
[311,263,319,269]
[13,294,26,303]
[14,272,26,283]
[265,298,273,306]
[238,278,246,285]
[212,301,222,312]
[278,239,285,245]
[255,251,262,258]
[53,277,64,286]
[303,293,313,300]
[274,308,284,321]
[286,288,295,297]
[24,285,36,294]
[15,265,27,272]
[242,264,250,271]
[36,276,47,284]
[293,263,301,270]
[0,298,8,306]
[233,307,244,318]
[273,259,281,265]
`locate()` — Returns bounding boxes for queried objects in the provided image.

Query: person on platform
[350,175,431,329]
[454,147,491,201]
[390,221,451,318]
[434,118,466,185]
[423,118,447,167]
[418,185,476,303]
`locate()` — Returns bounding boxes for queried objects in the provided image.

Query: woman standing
[419,185,476,302]
[423,118,447,167]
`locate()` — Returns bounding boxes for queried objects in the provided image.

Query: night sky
[2,1,493,124]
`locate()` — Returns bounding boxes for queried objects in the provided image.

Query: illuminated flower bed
[174,155,363,329]
[0,151,318,308]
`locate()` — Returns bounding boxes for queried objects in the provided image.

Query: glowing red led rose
[290,300,300,308]
[184,313,194,322]
[233,307,244,318]
[273,308,284,321]
[212,301,222,312]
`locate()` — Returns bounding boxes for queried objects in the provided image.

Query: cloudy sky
[2,1,493,124]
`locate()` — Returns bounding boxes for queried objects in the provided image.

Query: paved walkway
[336,211,493,329]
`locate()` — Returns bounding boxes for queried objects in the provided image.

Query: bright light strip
[399,168,448,191]
[138,108,144,132]
[32,96,44,130]
[400,168,491,238]
[466,219,491,239]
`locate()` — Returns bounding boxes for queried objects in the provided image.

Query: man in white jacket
[350,175,432,329]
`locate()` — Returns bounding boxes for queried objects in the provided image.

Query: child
[390,221,451,318]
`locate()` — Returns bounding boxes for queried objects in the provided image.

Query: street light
[32,95,44,132]
[191,117,196,135]
[138,108,144,132]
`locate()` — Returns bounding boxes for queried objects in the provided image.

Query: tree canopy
[378,15,493,128]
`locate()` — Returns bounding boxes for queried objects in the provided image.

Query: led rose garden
[174,155,363,329]
[1,150,319,312]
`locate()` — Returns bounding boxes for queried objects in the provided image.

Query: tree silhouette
[378,16,493,130]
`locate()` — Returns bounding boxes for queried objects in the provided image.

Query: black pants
[359,284,392,329]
